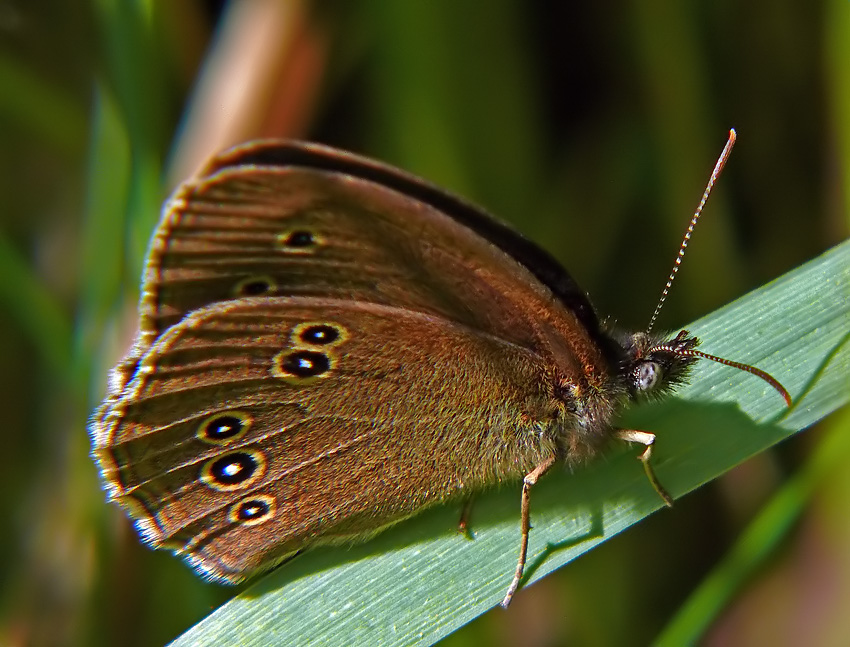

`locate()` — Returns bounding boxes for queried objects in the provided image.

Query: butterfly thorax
[537,328,700,464]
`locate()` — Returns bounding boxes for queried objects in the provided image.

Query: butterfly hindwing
[94,296,559,582]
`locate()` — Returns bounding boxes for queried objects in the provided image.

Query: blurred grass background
[0,1,847,645]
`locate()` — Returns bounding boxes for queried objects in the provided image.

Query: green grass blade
[75,83,131,392]
[168,240,849,647]
[92,0,167,270]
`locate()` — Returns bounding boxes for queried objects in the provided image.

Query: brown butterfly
[90,130,789,607]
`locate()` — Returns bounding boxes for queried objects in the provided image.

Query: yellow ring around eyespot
[232,274,277,297]
[270,348,336,385]
[290,321,349,349]
[275,229,323,254]
[200,448,266,492]
[195,411,253,446]
[228,494,276,527]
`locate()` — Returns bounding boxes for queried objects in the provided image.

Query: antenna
[641,129,792,408]
[646,129,737,335]
[647,339,792,406]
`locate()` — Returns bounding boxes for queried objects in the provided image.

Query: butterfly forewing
[140,142,604,354]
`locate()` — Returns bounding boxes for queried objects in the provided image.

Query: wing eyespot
[196,411,252,445]
[290,321,348,348]
[277,229,321,254]
[200,449,266,491]
[233,275,276,297]
[229,494,276,526]
[271,349,334,383]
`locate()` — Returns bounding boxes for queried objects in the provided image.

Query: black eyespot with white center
[300,324,338,345]
[196,411,251,445]
[290,321,348,350]
[201,449,266,491]
[300,324,339,345]
[274,350,331,379]
[229,495,276,526]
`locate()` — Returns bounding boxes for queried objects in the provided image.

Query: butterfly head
[616,328,792,406]
[620,329,701,400]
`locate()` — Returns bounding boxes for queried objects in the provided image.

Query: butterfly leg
[616,429,674,507]
[501,456,556,608]
[457,497,475,540]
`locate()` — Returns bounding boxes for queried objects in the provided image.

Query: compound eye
[635,361,661,392]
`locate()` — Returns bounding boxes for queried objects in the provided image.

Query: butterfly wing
[95,297,559,582]
[143,141,600,339]
[91,140,617,583]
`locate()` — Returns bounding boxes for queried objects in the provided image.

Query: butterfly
[90,131,789,606]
